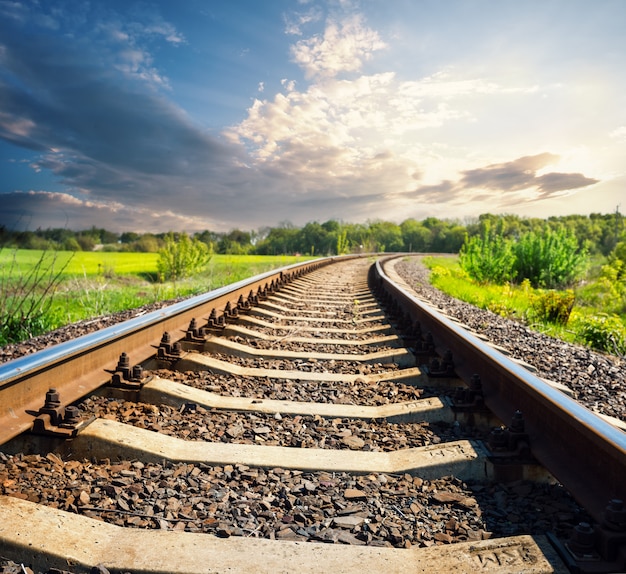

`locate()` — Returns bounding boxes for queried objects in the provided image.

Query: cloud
[406,153,599,206]
[284,6,324,36]
[290,14,386,78]
[459,153,561,191]
[0,3,609,232]
[0,8,251,226]
[0,190,219,233]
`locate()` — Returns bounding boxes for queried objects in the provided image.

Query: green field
[0,249,313,345]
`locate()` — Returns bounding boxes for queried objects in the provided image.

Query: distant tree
[133,234,160,253]
[368,220,403,252]
[401,219,432,252]
[217,229,252,254]
[76,234,96,251]
[120,232,141,244]
[63,237,82,252]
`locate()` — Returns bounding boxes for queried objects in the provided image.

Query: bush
[574,314,626,355]
[529,290,575,325]
[459,224,588,289]
[459,221,516,284]
[157,233,212,282]
[512,227,587,289]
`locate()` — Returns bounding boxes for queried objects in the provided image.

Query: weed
[529,290,575,326]
[573,314,626,356]
[0,247,71,344]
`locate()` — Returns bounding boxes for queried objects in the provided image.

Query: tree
[400,219,432,252]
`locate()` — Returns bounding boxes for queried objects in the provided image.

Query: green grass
[421,256,626,354]
[0,249,313,344]
[0,249,158,279]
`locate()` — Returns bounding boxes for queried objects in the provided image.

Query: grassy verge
[421,256,626,355]
[1,250,312,345]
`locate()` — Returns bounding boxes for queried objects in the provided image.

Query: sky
[0,0,625,233]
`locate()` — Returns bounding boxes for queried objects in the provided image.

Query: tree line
[0,211,623,257]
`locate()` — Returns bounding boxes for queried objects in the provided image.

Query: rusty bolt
[63,406,81,427]
[570,522,596,554]
[604,499,626,531]
[510,410,525,433]
[116,352,130,371]
[488,426,508,449]
[469,374,482,391]
[44,388,61,409]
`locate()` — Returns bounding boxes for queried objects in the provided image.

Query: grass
[421,255,626,355]
[0,249,313,344]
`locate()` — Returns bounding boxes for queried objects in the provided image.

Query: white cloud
[284,6,323,36]
[290,14,386,79]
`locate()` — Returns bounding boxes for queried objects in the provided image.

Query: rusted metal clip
[185,318,207,342]
[207,308,226,330]
[224,301,238,320]
[413,331,436,358]
[555,502,626,573]
[453,374,485,409]
[487,410,530,457]
[108,352,150,389]
[236,294,251,312]
[30,388,93,438]
[156,332,183,360]
[423,349,457,378]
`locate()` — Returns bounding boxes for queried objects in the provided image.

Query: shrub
[512,227,587,289]
[459,221,516,284]
[529,289,575,325]
[574,314,626,355]
[157,233,212,282]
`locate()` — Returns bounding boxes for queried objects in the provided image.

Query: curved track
[0,256,624,573]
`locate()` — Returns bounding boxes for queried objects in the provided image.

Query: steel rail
[374,256,626,523]
[0,257,353,446]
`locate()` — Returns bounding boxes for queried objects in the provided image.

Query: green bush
[459,221,516,284]
[574,314,626,355]
[512,227,587,288]
[157,233,212,282]
[459,224,587,289]
[529,290,575,325]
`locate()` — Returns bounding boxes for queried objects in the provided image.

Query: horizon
[1,1,625,233]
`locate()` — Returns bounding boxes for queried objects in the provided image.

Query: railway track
[0,255,625,573]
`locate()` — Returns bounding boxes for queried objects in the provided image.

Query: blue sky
[1,0,624,233]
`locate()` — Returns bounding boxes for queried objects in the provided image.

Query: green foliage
[459,222,587,289]
[573,314,626,356]
[459,220,516,284]
[157,233,212,282]
[529,290,575,325]
[577,259,626,315]
[423,255,626,356]
[336,229,349,255]
[512,227,587,288]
